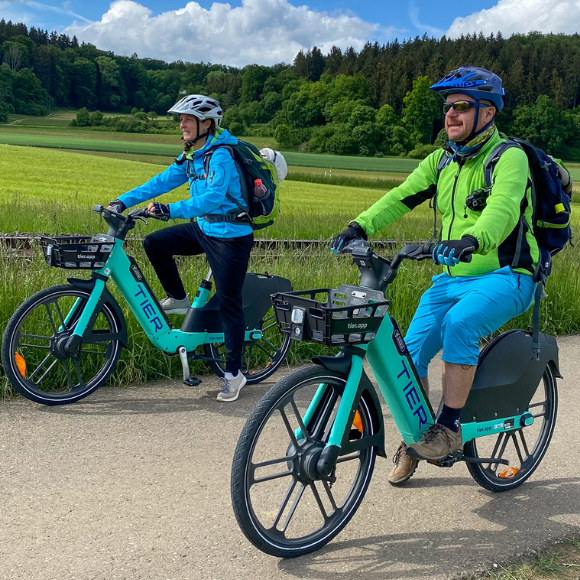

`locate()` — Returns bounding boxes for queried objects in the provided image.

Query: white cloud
[446,0,580,38]
[63,0,380,67]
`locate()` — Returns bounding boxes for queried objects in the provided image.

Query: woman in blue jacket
[108,95,253,402]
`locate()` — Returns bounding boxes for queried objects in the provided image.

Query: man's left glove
[151,202,171,221]
[432,235,479,266]
[331,222,367,254]
[107,199,126,213]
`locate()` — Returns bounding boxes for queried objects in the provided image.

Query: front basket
[40,236,114,270]
[272,284,389,346]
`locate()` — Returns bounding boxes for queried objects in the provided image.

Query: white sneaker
[159,295,190,315]
[216,372,247,402]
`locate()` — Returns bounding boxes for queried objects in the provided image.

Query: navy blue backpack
[483,137,573,275]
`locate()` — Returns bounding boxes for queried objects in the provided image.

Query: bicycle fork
[298,348,387,479]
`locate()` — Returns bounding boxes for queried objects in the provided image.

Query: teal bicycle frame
[293,241,559,474]
[69,237,257,354]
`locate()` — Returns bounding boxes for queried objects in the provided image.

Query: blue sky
[1,0,578,66]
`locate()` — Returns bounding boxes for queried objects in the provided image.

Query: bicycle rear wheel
[1,284,123,405]
[205,306,291,384]
[231,366,376,558]
[464,365,558,492]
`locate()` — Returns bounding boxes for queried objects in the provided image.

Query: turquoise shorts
[405,267,535,376]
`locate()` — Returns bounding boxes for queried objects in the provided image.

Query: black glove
[107,199,126,213]
[151,202,171,221]
[432,235,479,266]
[331,222,367,253]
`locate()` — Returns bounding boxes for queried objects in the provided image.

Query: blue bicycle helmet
[430,66,505,112]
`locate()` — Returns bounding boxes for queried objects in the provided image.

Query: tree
[402,76,440,145]
[74,107,90,126]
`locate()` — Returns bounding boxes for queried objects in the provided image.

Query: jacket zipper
[446,160,464,276]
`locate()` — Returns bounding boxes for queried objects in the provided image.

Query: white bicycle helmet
[168,94,223,128]
[260,148,288,183]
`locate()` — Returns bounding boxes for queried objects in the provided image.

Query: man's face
[444,93,495,143]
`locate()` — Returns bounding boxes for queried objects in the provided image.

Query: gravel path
[1,336,579,580]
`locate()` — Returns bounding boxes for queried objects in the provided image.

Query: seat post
[204,268,213,282]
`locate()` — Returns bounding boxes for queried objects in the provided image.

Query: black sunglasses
[443,100,491,114]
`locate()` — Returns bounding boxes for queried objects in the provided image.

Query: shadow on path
[278,478,580,579]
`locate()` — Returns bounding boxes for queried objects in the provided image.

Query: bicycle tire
[464,365,558,492]
[231,366,376,558]
[2,284,123,405]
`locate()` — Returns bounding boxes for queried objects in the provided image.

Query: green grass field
[1,143,579,395]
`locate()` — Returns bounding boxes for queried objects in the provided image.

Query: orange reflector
[15,353,27,377]
[266,362,272,367]
[498,467,519,479]
[352,410,363,432]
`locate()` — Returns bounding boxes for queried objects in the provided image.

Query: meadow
[1,141,579,396]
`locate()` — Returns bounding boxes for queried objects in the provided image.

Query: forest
[3,18,580,159]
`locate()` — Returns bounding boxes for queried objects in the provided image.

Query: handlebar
[339,239,437,292]
[92,205,169,241]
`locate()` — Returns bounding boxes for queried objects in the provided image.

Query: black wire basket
[272,284,390,346]
[40,236,114,270]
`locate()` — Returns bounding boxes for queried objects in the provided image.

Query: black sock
[437,404,462,432]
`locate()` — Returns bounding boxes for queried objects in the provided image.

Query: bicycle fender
[462,330,559,423]
[67,277,129,348]
[243,273,292,330]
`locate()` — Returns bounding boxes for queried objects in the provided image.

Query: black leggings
[143,220,253,372]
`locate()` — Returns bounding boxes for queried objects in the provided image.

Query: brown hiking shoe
[406,423,463,461]
[388,441,419,485]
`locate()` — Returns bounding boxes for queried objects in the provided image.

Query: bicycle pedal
[183,377,202,387]
[429,450,462,468]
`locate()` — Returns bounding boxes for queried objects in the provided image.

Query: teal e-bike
[230,239,560,558]
[1,206,292,405]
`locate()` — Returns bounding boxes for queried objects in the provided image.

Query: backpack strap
[482,140,523,188]
[430,150,453,242]
[202,145,251,225]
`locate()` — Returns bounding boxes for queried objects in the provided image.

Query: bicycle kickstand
[178,346,202,387]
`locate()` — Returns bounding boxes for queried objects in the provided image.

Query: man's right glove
[331,222,367,254]
[107,199,126,214]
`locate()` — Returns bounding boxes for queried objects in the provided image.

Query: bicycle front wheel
[205,306,291,384]
[464,365,558,492]
[231,366,377,558]
[1,284,123,405]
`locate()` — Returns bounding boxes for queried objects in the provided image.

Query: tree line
[3,18,580,159]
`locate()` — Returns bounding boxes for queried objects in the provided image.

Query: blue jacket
[118,129,253,238]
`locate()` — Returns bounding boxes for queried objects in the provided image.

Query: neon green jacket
[354,129,539,277]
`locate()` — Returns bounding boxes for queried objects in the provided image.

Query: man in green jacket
[332,67,538,484]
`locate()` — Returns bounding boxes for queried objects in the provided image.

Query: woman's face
[180,114,211,141]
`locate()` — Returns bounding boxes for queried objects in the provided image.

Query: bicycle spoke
[20,344,51,350]
[492,432,511,469]
[254,470,295,484]
[517,429,531,458]
[54,301,66,327]
[281,483,306,533]
[290,398,309,442]
[255,342,275,358]
[279,407,300,447]
[310,483,328,521]
[261,337,281,354]
[511,432,526,465]
[244,345,254,373]
[20,334,52,341]
[28,352,54,381]
[272,479,297,530]
[35,358,59,384]
[44,303,58,335]
[322,480,338,511]
[72,358,84,387]
[60,360,76,391]
[80,349,107,356]
[336,452,361,464]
